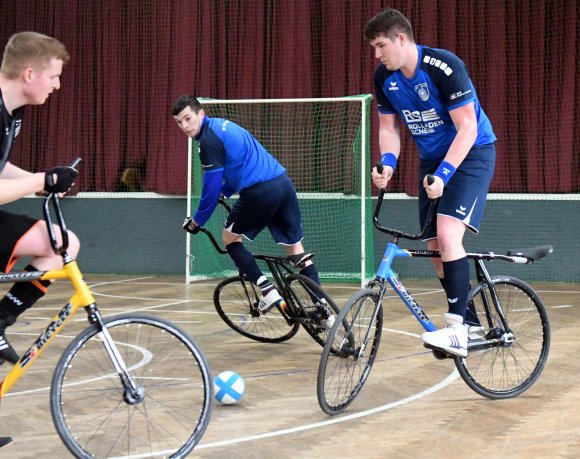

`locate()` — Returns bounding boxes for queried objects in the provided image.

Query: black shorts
[419,144,496,240]
[0,210,39,272]
[224,173,304,245]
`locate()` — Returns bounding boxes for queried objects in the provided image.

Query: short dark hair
[363,8,414,43]
[171,95,203,116]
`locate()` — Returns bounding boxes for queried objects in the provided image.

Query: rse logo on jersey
[221,120,230,131]
[423,55,453,76]
[402,109,444,136]
[388,81,399,91]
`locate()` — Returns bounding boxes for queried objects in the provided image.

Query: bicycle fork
[85,304,145,404]
[344,283,385,360]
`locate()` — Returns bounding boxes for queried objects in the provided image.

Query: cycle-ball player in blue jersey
[0,31,79,449]
[172,95,323,315]
[366,9,496,358]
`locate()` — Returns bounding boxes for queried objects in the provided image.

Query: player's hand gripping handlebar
[43,157,82,255]
[373,161,437,241]
[195,199,230,254]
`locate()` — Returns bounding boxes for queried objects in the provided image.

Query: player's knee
[66,230,80,257]
[222,230,242,246]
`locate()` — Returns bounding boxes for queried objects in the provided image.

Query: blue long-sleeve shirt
[193,116,285,226]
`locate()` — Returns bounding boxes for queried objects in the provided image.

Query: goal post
[185,95,374,284]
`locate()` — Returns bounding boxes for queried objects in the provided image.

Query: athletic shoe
[421,313,468,358]
[258,289,285,313]
[0,317,19,365]
[0,437,12,448]
[316,299,335,330]
[467,324,486,340]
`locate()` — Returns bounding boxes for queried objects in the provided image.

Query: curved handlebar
[42,157,82,255]
[373,161,437,241]
[199,228,228,254]
[198,199,230,254]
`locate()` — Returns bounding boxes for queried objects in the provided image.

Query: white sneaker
[323,315,336,330]
[467,325,485,340]
[258,289,285,313]
[316,299,335,330]
[421,313,468,358]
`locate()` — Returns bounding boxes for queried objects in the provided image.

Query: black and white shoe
[0,317,20,365]
[0,436,13,449]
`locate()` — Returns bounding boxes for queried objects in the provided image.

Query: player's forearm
[0,174,45,205]
[378,124,400,157]
[0,162,34,179]
[443,121,477,168]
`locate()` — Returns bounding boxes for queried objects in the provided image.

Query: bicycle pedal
[423,343,453,359]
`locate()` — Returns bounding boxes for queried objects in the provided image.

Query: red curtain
[0,0,578,194]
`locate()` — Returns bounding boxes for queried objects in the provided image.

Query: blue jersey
[373,45,496,160]
[193,116,286,226]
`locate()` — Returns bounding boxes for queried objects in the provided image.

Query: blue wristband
[380,153,398,171]
[433,160,456,185]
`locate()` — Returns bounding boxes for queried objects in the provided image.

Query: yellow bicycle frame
[0,261,95,398]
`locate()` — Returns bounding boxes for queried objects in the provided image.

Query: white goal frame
[186,96,372,284]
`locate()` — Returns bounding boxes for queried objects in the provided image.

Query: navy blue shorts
[224,173,304,245]
[0,210,39,272]
[419,144,496,240]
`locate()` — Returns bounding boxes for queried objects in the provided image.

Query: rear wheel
[456,276,550,399]
[285,274,340,348]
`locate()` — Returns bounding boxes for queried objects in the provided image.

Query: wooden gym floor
[1,275,578,458]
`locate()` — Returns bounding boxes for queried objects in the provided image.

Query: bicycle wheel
[455,276,550,399]
[214,275,300,343]
[50,314,212,459]
[317,289,383,415]
[285,274,341,348]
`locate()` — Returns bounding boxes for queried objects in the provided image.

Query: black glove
[182,217,201,234]
[44,166,78,193]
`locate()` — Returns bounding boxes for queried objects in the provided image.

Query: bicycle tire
[285,274,341,348]
[214,275,300,343]
[317,289,383,415]
[50,314,212,459]
[455,276,550,399]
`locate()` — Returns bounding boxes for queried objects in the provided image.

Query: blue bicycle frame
[375,243,437,333]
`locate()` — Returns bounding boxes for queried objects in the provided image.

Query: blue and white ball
[213,371,245,404]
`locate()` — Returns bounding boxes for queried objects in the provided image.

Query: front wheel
[214,275,300,342]
[317,289,383,415]
[455,276,550,399]
[50,314,212,459]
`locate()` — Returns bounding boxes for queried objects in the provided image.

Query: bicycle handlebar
[198,199,230,254]
[373,161,437,241]
[372,162,554,263]
[43,157,82,255]
[198,227,228,254]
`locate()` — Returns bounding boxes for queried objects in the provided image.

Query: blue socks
[300,264,320,286]
[442,257,470,318]
[226,242,263,284]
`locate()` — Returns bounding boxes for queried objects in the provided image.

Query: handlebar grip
[70,157,82,169]
[377,162,434,186]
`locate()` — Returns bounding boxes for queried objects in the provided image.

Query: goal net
[185,96,373,283]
